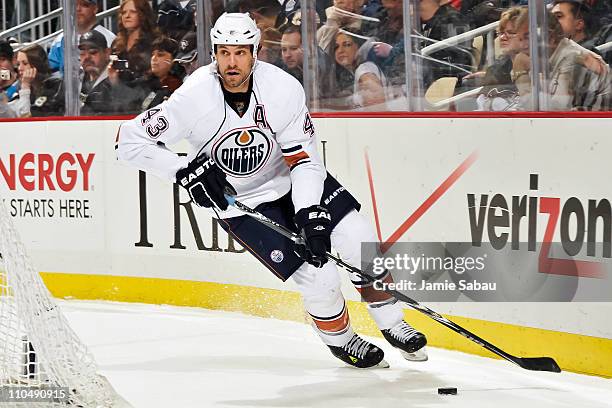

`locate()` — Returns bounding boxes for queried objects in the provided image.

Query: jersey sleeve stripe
[283,151,309,168]
[281,144,303,154]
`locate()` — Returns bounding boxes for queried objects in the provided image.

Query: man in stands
[280,25,304,81]
[78,30,113,115]
[551,0,596,47]
[48,0,115,75]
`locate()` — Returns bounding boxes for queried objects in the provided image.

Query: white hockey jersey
[116,61,326,218]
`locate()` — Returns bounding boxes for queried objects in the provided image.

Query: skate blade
[344,358,390,369]
[400,347,428,362]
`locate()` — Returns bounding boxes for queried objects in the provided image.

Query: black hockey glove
[294,205,332,268]
[176,155,236,211]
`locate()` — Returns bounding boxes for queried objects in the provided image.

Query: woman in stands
[109,36,184,114]
[110,0,159,84]
[10,44,64,117]
[333,30,390,109]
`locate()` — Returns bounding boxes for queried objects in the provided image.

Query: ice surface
[59,300,612,408]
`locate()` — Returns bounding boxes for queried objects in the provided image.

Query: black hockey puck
[438,387,457,395]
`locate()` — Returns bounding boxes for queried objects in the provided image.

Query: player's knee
[332,210,379,266]
[291,262,341,304]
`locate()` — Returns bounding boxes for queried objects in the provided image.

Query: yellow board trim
[41,272,612,378]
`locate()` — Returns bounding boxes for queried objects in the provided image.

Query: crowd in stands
[1,0,612,116]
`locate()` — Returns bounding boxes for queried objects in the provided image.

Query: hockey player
[116,12,427,368]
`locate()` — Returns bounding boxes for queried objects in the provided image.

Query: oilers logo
[212,127,272,177]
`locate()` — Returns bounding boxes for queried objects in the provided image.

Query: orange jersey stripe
[283,151,309,168]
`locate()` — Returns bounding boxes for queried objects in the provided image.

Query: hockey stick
[224,195,561,373]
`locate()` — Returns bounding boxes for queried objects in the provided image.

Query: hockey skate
[381,321,428,362]
[328,333,389,369]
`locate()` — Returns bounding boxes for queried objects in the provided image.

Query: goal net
[0,199,121,407]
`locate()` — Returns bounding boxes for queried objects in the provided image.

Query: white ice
[60,300,612,408]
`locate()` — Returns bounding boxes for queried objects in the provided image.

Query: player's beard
[220,61,254,91]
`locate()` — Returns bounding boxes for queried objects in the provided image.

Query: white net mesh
[0,200,115,407]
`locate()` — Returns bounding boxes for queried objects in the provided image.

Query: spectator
[0,40,18,118]
[174,31,199,78]
[551,0,596,46]
[467,7,527,110]
[280,25,353,105]
[280,24,304,81]
[0,41,18,99]
[512,9,610,110]
[318,0,365,52]
[334,30,390,108]
[13,44,64,117]
[109,36,183,113]
[110,0,160,83]
[139,37,183,110]
[78,30,113,115]
[48,0,115,75]
[157,0,196,41]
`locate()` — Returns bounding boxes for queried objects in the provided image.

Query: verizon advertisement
[0,118,610,336]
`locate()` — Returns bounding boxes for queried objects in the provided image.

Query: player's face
[281,32,303,70]
[215,45,254,91]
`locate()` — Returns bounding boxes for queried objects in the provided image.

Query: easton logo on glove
[294,205,332,268]
[178,157,216,187]
[176,155,236,211]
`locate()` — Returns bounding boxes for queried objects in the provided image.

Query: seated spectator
[318,0,365,52]
[333,30,390,107]
[139,37,183,110]
[280,24,353,104]
[512,9,610,110]
[174,31,199,78]
[48,0,115,75]
[110,0,160,83]
[361,0,403,45]
[0,41,18,118]
[551,0,597,47]
[280,25,304,81]
[157,0,196,41]
[78,30,113,115]
[12,44,64,117]
[109,36,183,113]
[468,6,526,110]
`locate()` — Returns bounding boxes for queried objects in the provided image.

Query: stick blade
[517,357,561,373]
